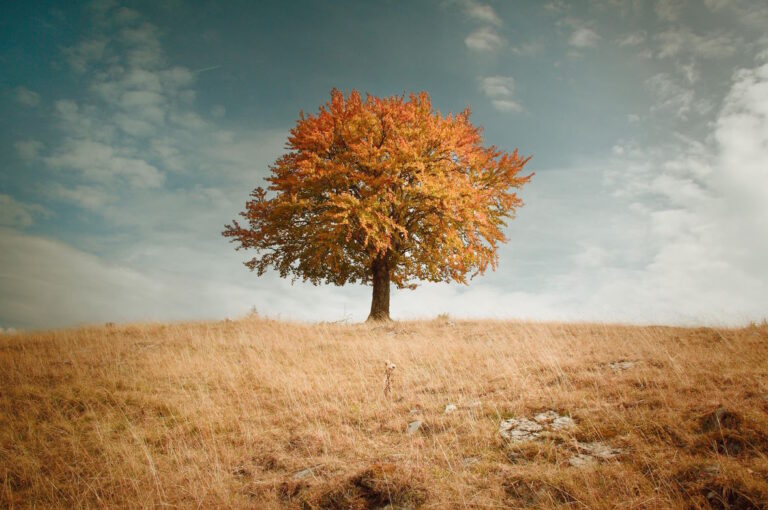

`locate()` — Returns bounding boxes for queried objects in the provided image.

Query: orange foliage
[223,89,532,293]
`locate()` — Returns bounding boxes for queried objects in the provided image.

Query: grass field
[1,317,767,509]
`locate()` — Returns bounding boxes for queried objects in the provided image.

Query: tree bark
[366,256,391,321]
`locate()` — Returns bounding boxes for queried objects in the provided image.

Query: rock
[499,418,544,442]
[444,404,457,414]
[534,410,560,424]
[551,416,576,430]
[569,454,596,468]
[576,441,623,460]
[462,457,481,466]
[569,441,622,468]
[409,408,422,415]
[500,411,575,442]
[607,360,638,372]
[465,400,482,409]
[406,420,423,435]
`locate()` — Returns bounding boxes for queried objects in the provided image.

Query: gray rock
[575,441,623,460]
[444,403,458,414]
[406,420,423,435]
[551,416,576,430]
[500,412,575,442]
[499,418,544,442]
[534,410,560,424]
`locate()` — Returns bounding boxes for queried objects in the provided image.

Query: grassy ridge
[1,318,767,508]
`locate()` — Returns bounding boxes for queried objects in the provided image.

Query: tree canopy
[223,89,532,320]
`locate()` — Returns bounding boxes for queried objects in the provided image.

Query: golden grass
[1,318,767,509]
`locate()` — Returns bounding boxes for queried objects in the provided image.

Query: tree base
[366,312,392,322]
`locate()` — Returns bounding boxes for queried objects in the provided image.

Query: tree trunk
[367,257,391,321]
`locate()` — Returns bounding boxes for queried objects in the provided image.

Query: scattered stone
[576,441,623,460]
[444,404,458,414]
[500,411,576,443]
[607,360,638,372]
[406,420,423,435]
[462,457,481,466]
[534,410,560,424]
[569,454,596,468]
[551,416,576,430]
[499,418,544,442]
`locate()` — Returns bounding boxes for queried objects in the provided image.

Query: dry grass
[1,317,767,509]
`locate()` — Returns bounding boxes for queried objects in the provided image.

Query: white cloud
[655,0,685,21]
[714,62,768,217]
[0,228,163,329]
[510,42,542,56]
[569,27,600,48]
[461,0,502,26]
[50,184,113,211]
[491,99,523,112]
[0,196,48,228]
[64,38,108,72]
[591,60,768,325]
[678,61,699,84]
[114,7,140,24]
[479,76,523,113]
[645,72,695,118]
[465,27,506,51]
[619,31,646,46]
[479,75,515,97]
[655,28,738,59]
[13,86,40,107]
[45,139,164,189]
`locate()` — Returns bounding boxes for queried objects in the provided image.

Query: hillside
[2,318,767,509]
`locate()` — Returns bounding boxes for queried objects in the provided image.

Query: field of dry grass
[1,317,767,509]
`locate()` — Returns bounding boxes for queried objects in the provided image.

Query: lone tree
[223,89,532,321]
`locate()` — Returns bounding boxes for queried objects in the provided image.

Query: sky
[1,0,767,330]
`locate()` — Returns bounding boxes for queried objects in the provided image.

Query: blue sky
[2,0,767,330]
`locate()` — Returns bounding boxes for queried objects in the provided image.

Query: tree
[223,89,532,321]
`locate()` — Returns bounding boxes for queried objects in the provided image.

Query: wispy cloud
[655,27,738,59]
[569,27,600,48]
[465,26,506,52]
[645,72,695,119]
[479,76,523,113]
[0,195,49,228]
[461,0,502,26]
[13,86,40,107]
[619,31,646,46]
[655,0,685,21]
[461,0,505,52]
